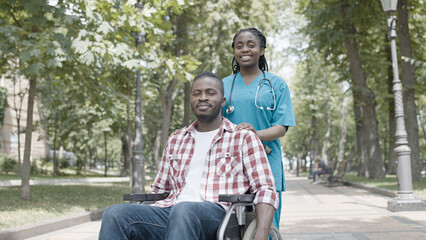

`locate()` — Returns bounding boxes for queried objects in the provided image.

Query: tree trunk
[183,81,191,127]
[153,130,161,170]
[353,96,367,177]
[104,131,108,177]
[397,0,421,181]
[121,127,132,176]
[347,146,355,172]
[336,92,347,178]
[83,142,87,177]
[321,67,330,164]
[121,81,132,177]
[311,115,319,161]
[307,111,312,174]
[337,92,346,164]
[159,90,174,156]
[157,15,183,160]
[296,151,303,177]
[12,79,26,177]
[53,112,58,177]
[16,117,22,176]
[341,0,385,179]
[20,76,36,200]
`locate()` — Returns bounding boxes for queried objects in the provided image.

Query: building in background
[0,76,48,161]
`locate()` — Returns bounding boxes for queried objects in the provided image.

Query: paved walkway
[280,174,426,239]
[7,173,426,240]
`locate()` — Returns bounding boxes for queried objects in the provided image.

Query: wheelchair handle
[218,194,255,203]
[123,192,169,202]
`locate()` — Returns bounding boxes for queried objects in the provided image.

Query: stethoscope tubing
[226,71,276,114]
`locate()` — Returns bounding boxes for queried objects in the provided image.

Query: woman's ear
[260,48,265,56]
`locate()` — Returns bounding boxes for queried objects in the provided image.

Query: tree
[397,0,422,180]
[298,0,387,178]
[340,0,385,179]
[0,0,69,200]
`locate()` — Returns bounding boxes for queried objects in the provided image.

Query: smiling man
[99,72,278,240]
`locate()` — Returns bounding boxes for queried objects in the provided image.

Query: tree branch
[9,9,22,28]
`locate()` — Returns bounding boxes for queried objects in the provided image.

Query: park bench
[321,160,348,187]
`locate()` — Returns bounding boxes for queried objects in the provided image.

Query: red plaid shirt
[149,117,279,210]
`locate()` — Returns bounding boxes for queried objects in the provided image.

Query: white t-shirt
[176,128,219,203]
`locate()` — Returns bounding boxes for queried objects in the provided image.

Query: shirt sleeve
[271,77,296,127]
[149,141,171,194]
[242,130,279,209]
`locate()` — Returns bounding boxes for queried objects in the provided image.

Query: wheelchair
[123,193,282,240]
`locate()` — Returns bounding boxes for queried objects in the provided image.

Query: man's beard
[192,102,222,123]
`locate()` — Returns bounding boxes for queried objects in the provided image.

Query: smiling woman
[222,28,296,229]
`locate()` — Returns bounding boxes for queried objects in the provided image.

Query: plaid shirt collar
[184,117,236,137]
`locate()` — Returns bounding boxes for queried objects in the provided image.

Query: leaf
[72,38,91,54]
[81,52,95,65]
[64,15,79,25]
[122,59,140,69]
[98,21,113,35]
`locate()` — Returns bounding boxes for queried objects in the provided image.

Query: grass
[0,167,155,232]
[342,172,426,199]
[0,169,119,181]
[0,182,132,231]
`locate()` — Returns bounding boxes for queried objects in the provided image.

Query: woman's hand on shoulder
[236,123,257,134]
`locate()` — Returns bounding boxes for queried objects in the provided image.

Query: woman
[222,28,296,228]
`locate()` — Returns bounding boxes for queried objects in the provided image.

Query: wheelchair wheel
[242,220,282,240]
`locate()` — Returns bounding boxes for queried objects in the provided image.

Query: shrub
[1,155,17,174]
[59,157,70,169]
[31,159,40,174]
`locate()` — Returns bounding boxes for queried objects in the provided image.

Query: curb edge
[0,209,104,240]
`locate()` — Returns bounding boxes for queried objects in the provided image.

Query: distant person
[312,156,327,184]
[222,27,296,228]
[99,72,278,240]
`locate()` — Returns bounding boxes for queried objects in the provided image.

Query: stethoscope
[226,71,276,114]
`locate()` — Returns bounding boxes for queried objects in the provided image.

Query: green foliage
[0,0,70,78]
[0,154,17,174]
[343,172,426,199]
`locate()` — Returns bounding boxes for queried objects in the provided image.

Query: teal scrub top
[222,71,296,191]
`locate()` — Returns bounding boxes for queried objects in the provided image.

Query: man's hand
[253,203,276,240]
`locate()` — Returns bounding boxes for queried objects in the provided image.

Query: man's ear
[221,97,226,107]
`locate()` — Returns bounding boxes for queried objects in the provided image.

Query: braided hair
[231,27,269,74]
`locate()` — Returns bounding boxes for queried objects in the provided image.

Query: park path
[20,173,426,240]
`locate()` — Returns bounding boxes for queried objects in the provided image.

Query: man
[99,72,278,240]
[312,156,327,184]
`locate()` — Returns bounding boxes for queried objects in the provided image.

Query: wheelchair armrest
[123,192,169,202]
[218,194,255,203]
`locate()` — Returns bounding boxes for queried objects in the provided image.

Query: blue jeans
[99,201,226,240]
[313,171,325,182]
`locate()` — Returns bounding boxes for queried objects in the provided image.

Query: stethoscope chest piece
[226,105,235,114]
